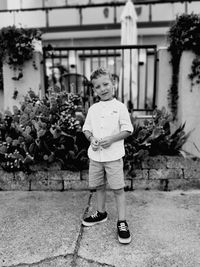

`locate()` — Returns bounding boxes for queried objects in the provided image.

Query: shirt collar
[99,98,116,105]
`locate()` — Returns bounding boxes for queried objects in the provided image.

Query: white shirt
[82,98,133,162]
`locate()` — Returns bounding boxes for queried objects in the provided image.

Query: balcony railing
[0,0,200,32]
[43,44,158,113]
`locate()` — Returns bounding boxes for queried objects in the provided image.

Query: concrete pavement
[0,189,200,267]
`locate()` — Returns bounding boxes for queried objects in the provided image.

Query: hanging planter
[0,26,42,81]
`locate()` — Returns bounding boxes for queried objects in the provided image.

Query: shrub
[124,107,191,175]
[0,96,190,174]
[0,90,89,173]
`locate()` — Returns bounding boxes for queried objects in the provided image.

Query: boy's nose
[101,89,107,94]
[101,86,106,91]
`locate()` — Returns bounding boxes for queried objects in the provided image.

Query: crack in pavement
[71,191,93,267]
[71,192,115,267]
[3,191,106,267]
[76,255,115,267]
[2,253,73,267]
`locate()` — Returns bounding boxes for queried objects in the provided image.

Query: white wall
[156,48,171,112]
[1,0,194,47]
[1,1,199,43]
[7,0,20,9]
[178,51,200,158]
[0,0,7,9]
[3,52,44,112]
[156,48,200,158]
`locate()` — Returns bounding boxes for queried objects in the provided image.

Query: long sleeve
[119,104,133,133]
[82,108,93,133]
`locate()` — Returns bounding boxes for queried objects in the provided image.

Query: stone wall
[0,156,200,191]
[126,156,200,191]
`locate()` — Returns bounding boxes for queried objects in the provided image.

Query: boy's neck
[100,97,114,102]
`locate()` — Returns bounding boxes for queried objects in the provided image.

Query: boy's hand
[91,137,100,151]
[99,136,113,148]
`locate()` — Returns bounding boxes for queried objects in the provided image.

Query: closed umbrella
[119,0,138,110]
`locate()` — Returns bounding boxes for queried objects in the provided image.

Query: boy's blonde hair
[90,67,113,83]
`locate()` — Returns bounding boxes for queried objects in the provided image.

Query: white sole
[82,217,107,227]
[118,235,132,244]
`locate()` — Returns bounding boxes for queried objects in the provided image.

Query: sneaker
[82,211,108,227]
[117,220,131,244]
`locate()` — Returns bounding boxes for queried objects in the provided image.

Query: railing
[0,0,199,32]
[43,44,158,113]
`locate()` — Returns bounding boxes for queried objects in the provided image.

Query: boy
[82,67,133,244]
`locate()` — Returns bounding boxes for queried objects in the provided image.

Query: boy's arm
[100,104,133,149]
[82,109,100,151]
[83,130,100,151]
[82,108,93,140]
[99,131,131,149]
[83,130,93,142]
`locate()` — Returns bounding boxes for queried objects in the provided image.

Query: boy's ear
[92,87,96,94]
[89,81,94,89]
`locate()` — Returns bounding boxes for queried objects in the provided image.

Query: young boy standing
[82,67,133,244]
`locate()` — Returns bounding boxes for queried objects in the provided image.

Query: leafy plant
[0,93,191,174]
[124,107,191,175]
[0,26,42,80]
[0,90,89,173]
[167,13,200,119]
[188,57,200,90]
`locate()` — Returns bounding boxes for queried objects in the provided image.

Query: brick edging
[0,156,200,191]
[126,156,200,191]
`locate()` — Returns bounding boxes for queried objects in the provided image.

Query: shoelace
[91,211,99,218]
[118,222,128,231]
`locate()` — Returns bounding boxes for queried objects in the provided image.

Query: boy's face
[92,74,114,101]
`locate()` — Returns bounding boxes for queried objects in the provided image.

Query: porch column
[178,51,200,158]
[3,51,45,112]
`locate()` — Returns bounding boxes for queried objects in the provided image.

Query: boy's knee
[113,188,124,195]
[96,184,106,191]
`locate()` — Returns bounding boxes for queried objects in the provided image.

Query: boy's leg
[82,161,107,227]
[114,188,131,244]
[105,160,131,244]
[82,184,107,226]
[105,159,126,220]
[88,160,106,213]
[113,188,126,221]
[97,184,106,213]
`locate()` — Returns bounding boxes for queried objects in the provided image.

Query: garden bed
[0,156,200,191]
[0,90,199,191]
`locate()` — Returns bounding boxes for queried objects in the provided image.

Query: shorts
[89,158,125,190]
